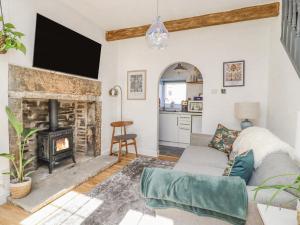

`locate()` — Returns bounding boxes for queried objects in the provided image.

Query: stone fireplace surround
[8,65,102,171]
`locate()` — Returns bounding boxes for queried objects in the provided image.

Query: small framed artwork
[223,60,245,87]
[127,70,147,100]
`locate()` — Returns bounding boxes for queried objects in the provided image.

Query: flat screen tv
[33,14,102,79]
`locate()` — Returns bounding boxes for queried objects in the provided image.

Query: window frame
[162,80,187,109]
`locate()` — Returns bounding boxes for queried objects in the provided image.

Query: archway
[158,62,203,157]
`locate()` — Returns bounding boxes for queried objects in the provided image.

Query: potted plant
[0,16,26,54]
[0,107,38,198]
[254,174,300,224]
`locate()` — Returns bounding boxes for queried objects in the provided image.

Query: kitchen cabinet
[178,115,191,144]
[159,113,178,143]
[192,115,202,134]
[160,112,200,144]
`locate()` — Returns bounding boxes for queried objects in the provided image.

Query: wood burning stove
[37,100,75,173]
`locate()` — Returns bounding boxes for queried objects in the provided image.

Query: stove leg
[72,155,76,163]
[49,162,53,174]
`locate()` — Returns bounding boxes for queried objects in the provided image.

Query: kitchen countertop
[159,111,202,116]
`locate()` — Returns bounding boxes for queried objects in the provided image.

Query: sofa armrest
[190,133,213,147]
[247,186,296,209]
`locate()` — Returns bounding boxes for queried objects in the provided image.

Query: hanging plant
[0,0,26,54]
[0,16,26,54]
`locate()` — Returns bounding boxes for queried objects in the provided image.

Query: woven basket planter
[10,177,32,199]
[0,35,7,54]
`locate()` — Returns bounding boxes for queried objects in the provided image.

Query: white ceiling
[58,0,276,31]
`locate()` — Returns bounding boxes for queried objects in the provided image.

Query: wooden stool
[110,121,138,161]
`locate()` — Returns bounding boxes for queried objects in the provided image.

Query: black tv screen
[33,14,102,79]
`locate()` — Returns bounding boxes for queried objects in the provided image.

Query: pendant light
[174,63,187,73]
[146,0,169,49]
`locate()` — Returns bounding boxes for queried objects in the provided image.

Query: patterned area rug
[82,156,175,225]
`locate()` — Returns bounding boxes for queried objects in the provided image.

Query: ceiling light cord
[156,0,159,18]
[0,0,5,28]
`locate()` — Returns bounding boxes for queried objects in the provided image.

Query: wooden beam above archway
[106,2,279,41]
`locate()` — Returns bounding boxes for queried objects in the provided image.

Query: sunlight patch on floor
[20,191,103,225]
[119,209,174,225]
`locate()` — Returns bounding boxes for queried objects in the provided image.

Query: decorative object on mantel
[235,102,260,129]
[223,60,245,87]
[0,0,26,54]
[109,85,123,121]
[127,70,147,100]
[0,107,38,198]
[146,0,169,49]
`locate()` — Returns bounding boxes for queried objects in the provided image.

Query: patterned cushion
[223,150,254,184]
[209,124,240,155]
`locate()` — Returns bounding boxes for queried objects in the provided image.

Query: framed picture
[127,70,147,100]
[223,60,245,87]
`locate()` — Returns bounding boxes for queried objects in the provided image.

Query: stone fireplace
[8,65,102,172]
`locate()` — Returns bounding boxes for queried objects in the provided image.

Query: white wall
[0,0,118,204]
[114,19,272,157]
[267,1,300,148]
[186,83,203,99]
[0,55,9,204]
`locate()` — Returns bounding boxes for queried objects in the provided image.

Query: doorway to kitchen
[158,62,203,158]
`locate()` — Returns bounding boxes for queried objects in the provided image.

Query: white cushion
[232,127,292,168]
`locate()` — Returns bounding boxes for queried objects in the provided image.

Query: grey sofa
[155,133,300,225]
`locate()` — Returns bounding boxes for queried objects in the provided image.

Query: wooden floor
[0,153,178,225]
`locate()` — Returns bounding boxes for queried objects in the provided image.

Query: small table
[257,204,297,225]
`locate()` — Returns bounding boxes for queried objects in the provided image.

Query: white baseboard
[0,168,9,205]
[0,192,8,205]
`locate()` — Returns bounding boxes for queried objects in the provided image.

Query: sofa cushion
[223,150,254,183]
[178,145,228,169]
[190,133,213,147]
[248,152,300,187]
[173,146,227,176]
[209,124,240,155]
[175,164,225,176]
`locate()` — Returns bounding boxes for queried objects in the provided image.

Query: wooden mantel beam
[106,2,279,41]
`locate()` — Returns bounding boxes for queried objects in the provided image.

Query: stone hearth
[8,65,102,171]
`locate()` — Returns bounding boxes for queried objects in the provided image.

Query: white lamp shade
[235,102,260,120]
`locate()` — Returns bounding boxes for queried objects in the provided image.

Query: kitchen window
[163,82,186,107]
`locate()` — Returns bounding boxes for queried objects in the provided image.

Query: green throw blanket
[141,168,248,225]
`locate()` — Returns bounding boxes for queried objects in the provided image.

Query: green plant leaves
[2,171,16,179]
[0,153,15,161]
[5,106,23,136]
[24,171,35,178]
[18,43,26,54]
[13,31,24,38]
[22,128,38,140]
[0,20,26,54]
[4,23,15,29]
[253,173,300,206]
[4,107,38,183]
[22,156,36,169]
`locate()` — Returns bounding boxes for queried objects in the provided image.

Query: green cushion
[209,124,240,155]
[223,150,254,184]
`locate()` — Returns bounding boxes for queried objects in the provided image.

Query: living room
[1,0,300,225]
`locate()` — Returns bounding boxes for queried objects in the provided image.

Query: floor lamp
[109,85,123,121]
